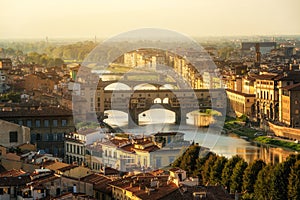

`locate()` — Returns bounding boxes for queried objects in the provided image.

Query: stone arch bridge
[94,84,226,126]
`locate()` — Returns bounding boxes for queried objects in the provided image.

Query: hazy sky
[1,0,300,39]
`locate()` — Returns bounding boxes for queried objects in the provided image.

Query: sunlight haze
[1,0,300,38]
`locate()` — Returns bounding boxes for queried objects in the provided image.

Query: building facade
[0,119,30,148]
[0,107,75,157]
[255,74,279,121]
[226,89,255,118]
[280,83,300,127]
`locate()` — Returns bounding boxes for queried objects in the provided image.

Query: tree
[179,145,200,175]
[222,155,243,192]
[201,153,217,185]
[230,159,247,193]
[210,156,227,185]
[288,160,300,199]
[193,151,215,177]
[242,160,266,194]
[269,163,288,200]
[254,165,273,200]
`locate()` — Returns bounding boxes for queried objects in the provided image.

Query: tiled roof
[0,169,26,177]
[44,161,69,171]
[81,173,112,194]
[281,82,300,91]
[0,107,73,117]
[255,74,279,80]
[0,175,31,186]
[58,164,78,172]
[110,174,178,200]
[226,89,256,97]
[161,185,234,200]
[152,132,184,137]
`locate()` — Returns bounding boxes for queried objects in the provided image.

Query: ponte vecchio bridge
[90,79,227,127]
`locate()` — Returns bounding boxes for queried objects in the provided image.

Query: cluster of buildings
[1,38,300,199]
[224,41,300,140]
[0,160,233,200]
[65,130,190,172]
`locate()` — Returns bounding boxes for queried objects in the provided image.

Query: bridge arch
[162,97,169,104]
[104,82,131,90]
[139,108,176,125]
[133,83,157,90]
[159,84,178,90]
[153,98,162,104]
[103,110,128,127]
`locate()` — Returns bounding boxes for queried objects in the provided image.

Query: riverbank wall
[268,122,300,141]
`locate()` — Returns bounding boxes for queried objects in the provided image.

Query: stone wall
[268,122,300,141]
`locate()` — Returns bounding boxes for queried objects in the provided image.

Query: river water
[104,109,296,164]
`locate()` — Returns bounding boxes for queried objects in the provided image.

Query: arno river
[104,109,296,164]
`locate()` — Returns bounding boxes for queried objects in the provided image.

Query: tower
[255,43,261,65]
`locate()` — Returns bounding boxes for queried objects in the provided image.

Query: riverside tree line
[172,145,300,200]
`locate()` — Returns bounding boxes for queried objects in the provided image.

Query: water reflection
[104,110,296,164]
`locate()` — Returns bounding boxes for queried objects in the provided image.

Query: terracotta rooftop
[0,107,73,117]
[255,74,279,80]
[43,161,69,171]
[81,173,113,194]
[161,185,234,200]
[226,89,256,97]
[152,132,185,137]
[58,164,78,172]
[103,167,120,176]
[281,82,300,91]
[0,175,31,186]
[101,138,130,147]
[0,169,26,177]
[109,173,176,200]
[134,145,160,153]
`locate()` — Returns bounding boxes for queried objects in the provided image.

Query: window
[247,99,250,103]
[44,120,49,127]
[62,119,67,126]
[53,120,58,127]
[36,134,41,141]
[35,120,41,127]
[26,120,32,127]
[57,133,63,141]
[9,131,18,143]
[43,134,49,141]
[295,109,299,115]
[114,152,117,158]
[48,134,53,141]
[295,100,298,105]
[18,120,23,126]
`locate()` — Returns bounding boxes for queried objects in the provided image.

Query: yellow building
[280,83,300,127]
[254,73,280,121]
[226,89,255,118]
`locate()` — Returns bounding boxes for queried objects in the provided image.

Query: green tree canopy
[242,159,266,194]
[288,160,300,200]
[230,159,248,193]
[221,155,243,192]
